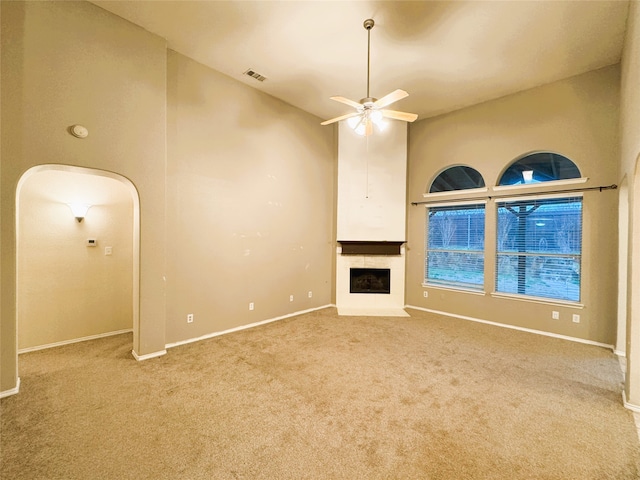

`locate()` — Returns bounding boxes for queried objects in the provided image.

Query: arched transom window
[429,166,485,193]
[498,152,581,186]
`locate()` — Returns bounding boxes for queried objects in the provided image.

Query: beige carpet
[2,307,639,479]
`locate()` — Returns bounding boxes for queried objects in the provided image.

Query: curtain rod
[410,184,617,206]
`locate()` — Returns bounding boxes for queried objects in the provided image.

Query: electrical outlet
[187,313,194,323]
[572,314,580,323]
[552,311,559,320]
[308,291,313,298]
[290,295,294,302]
[104,246,112,256]
[249,302,254,311]
[423,291,429,298]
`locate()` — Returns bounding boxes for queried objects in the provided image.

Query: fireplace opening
[350,268,391,294]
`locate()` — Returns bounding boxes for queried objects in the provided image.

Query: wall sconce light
[522,170,534,183]
[67,203,92,222]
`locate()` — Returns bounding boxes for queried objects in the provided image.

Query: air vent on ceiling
[243,69,267,82]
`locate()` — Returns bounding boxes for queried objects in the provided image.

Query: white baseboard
[338,307,409,317]
[405,305,614,350]
[623,390,640,412]
[131,349,167,361]
[615,350,626,357]
[0,377,21,399]
[18,329,133,354]
[165,304,333,350]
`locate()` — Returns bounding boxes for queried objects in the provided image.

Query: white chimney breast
[336,121,407,242]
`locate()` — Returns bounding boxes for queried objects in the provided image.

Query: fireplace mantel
[338,241,404,256]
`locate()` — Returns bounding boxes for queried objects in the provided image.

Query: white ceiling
[91,0,629,122]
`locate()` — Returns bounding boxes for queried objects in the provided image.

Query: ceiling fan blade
[320,111,360,126]
[374,89,409,109]
[380,109,418,122]
[330,96,363,109]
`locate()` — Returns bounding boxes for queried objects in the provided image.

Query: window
[430,166,485,193]
[424,153,584,302]
[496,196,582,302]
[425,204,485,291]
[498,152,581,186]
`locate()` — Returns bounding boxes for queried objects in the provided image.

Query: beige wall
[1,1,167,392]
[407,66,620,345]
[165,51,335,344]
[17,169,133,350]
[0,0,5,390]
[620,1,640,405]
[621,1,640,177]
[1,2,337,392]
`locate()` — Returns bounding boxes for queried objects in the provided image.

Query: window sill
[422,187,489,198]
[422,283,486,296]
[490,292,584,308]
[492,177,588,192]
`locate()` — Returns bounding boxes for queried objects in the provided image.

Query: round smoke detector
[69,124,89,139]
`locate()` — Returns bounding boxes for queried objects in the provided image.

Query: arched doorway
[16,165,140,357]
[625,153,640,409]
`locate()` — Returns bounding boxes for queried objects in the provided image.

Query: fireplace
[350,268,391,294]
[335,242,407,316]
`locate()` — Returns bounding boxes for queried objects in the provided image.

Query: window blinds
[426,204,485,290]
[496,196,582,302]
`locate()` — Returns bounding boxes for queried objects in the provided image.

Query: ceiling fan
[321,18,418,136]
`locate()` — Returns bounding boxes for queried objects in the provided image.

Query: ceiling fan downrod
[364,18,374,102]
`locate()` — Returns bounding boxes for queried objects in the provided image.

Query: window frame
[424,200,487,293]
[493,177,588,192]
[493,193,583,304]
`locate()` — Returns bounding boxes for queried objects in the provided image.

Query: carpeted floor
[2,307,639,479]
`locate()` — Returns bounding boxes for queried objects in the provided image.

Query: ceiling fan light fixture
[373,118,387,131]
[347,116,361,129]
[370,109,384,125]
[351,110,387,136]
